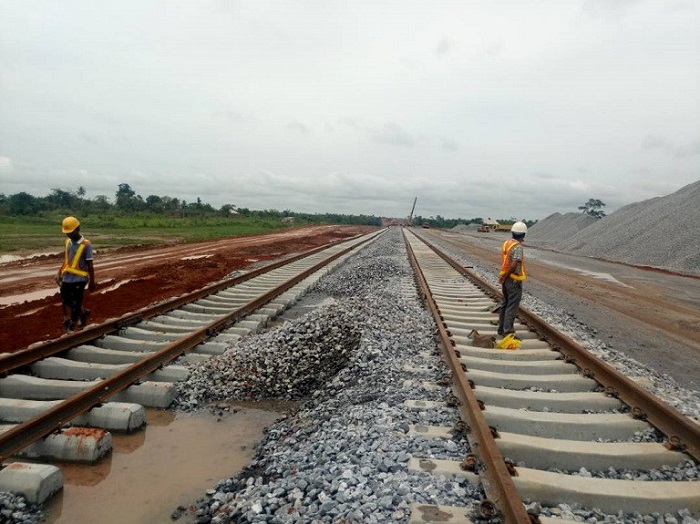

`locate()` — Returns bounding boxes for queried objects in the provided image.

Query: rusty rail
[403,230,531,523]
[0,231,380,462]
[413,230,700,462]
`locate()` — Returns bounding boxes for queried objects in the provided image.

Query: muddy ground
[0,225,374,353]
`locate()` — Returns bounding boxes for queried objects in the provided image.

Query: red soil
[0,225,373,353]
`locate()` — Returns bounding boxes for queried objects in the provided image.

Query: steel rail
[414,230,700,461]
[403,230,531,524]
[0,233,366,376]
[0,231,380,462]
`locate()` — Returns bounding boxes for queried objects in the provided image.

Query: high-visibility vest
[61,238,90,278]
[500,239,526,281]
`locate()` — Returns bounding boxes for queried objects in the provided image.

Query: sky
[0,1,698,221]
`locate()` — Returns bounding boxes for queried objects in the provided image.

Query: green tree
[145,195,163,212]
[115,183,137,210]
[578,198,606,219]
[47,188,77,209]
[92,195,111,212]
[8,192,41,215]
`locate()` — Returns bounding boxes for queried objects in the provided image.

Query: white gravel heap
[175,306,363,406]
[526,212,598,247]
[528,180,700,275]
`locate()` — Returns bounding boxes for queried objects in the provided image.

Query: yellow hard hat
[62,216,80,234]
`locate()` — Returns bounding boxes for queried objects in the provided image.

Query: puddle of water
[45,403,291,524]
[0,251,58,264]
[0,288,59,306]
[94,279,130,294]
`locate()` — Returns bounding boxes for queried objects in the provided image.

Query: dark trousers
[60,281,87,323]
[498,279,522,335]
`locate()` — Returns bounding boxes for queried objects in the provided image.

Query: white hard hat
[511,221,527,234]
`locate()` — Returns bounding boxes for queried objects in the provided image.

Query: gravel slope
[528,180,700,275]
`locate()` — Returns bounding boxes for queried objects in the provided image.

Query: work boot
[79,309,91,327]
[63,319,75,332]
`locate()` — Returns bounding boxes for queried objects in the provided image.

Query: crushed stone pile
[451,223,479,233]
[175,306,362,408]
[528,180,700,275]
[526,212,598,247]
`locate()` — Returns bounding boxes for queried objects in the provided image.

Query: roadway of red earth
[422,229,700,390]
[0,225,375,354]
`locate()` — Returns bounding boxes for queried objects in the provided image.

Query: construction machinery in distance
[407,197,417,226]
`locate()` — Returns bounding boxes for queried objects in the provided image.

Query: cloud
[370,123,416,148]
[674,140,700,158]
[641,134,669,150]
[641,135,700,157]
[0,157,12,173]
[286,119,310,134]
[435,37,454,56]
[582,0,642,18]
[222,111,244,121]
[440,138,459,151]
[0,1,696,222]
[79,133,100,146]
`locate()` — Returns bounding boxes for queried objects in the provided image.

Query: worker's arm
[498,260,518,284]
[87,260,96,291]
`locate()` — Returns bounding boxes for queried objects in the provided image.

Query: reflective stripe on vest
[61,238,89,277]
[500,239,526,281]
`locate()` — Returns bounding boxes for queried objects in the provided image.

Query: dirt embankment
[1,225,374,353]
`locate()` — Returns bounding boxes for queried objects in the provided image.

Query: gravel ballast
[177,228,699,523]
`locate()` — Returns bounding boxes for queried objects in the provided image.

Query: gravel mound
[527,212,598,247]
[175,306,362,407]
[528,181,700,275]
[451,224,479,233]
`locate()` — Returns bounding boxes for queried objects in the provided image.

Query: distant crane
[407,197,417,226]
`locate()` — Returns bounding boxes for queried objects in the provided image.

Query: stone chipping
[527,180,700,275]
[0,492,42,524]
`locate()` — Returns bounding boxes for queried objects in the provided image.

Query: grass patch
[0,214,303,254]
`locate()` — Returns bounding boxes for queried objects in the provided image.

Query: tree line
[2,184,597,228]
[0,184,382,226]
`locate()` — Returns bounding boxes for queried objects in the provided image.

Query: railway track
[403,228,700,521]
[0,230,382,504]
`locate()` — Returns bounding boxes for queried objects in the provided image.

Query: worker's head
[62,216,81,237]
[511,221,527,240]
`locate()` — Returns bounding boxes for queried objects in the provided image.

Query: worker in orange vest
[497,222,527,344]
[56,216,96,331]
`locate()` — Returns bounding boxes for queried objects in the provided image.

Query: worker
[496,221,527,347]
[57,216,96,331]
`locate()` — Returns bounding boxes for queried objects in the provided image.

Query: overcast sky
[1,1,698,221]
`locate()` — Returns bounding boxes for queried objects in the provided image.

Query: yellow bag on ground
[496,334,521,350]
